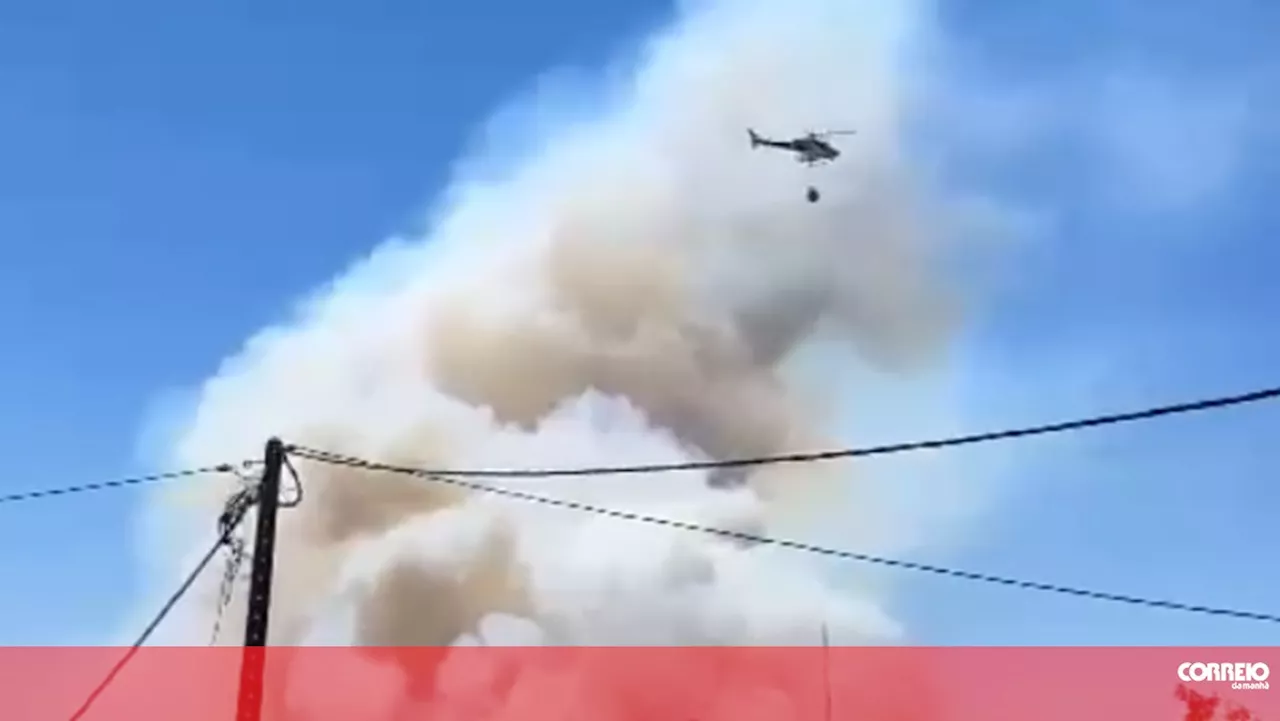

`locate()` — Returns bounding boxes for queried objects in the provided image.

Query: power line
[66,533,226,721]
[0,463,250,506]
[66,489,253,721]
[290,385,1280,478]
[298,450,1280,625]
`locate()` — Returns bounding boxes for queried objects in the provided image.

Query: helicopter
[747,128,857,202]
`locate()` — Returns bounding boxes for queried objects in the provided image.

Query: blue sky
[0,0,1276,646]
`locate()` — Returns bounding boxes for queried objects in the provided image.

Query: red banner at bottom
[5,647,1275,720]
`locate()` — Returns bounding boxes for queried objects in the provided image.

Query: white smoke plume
[136,0,1025,714]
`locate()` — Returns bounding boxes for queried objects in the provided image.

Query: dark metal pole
[235,437,285,721]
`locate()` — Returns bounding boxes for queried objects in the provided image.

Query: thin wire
[280,452,304,508]
[290,385,1280,478]
[0,463,253,506]
[66,515,245,721]
[298,451,1280,624]
[210,537,246,647]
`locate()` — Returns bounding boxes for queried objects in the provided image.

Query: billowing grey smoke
[137,0,1017,713]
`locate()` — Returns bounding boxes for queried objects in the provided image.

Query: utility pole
[235,437,285,721]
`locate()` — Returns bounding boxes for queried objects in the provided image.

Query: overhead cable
[0,463,253,507]
[297,450,1280,625]
[66,487,255,721]
[290,385,1280,478]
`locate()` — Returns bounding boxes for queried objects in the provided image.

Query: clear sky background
[0,0,1276,646]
